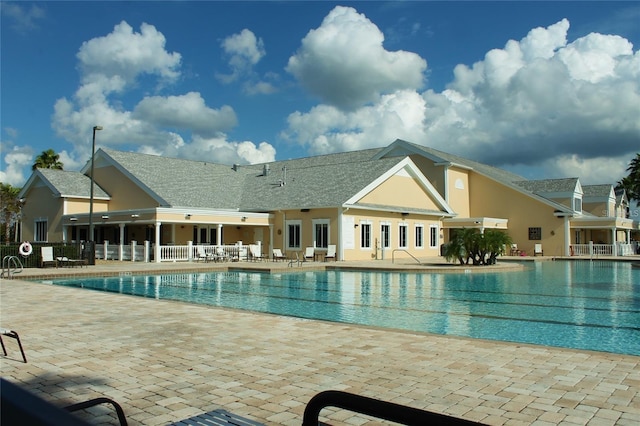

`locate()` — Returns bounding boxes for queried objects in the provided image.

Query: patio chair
[272,248,287,262]
[41,247,56,268]
[534,244,543,256]
[196,246,214,262]
[303,247,315,262]
[249,245,265,261]
[214,247,229,262]
[325,244,337,261]
[509,244,520,256]
[1,328,27,363]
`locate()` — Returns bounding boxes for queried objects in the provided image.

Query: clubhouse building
[18,139,639,262]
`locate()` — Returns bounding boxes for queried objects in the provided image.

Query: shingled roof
[33,168,110,199]
[98,147,406,211]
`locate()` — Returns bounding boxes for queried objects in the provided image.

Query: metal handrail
[1,255,23,279]
[391,249,421,264]
[303,390,483,425]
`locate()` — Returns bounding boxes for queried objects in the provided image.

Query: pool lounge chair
[249,245,265,261]
[41,247,57,268]
[1,328,27,363]
[303,247,315,262]
[196,246,214,262]
[55,256,87,268]
[324,244,336,261]
[272,248,287,262]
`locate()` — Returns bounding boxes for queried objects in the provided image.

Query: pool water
[41,261,640,356]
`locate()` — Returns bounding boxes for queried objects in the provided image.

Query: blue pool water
[40,261,639,355]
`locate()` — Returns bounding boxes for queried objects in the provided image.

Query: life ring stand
[18,241,33,257]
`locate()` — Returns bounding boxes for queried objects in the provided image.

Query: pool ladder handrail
[1,255,24,279]
[391,249,421,264]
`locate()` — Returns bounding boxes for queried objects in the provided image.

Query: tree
[616,153,640,202]
[443,228,512,266]
[32,148,64,171]
[0,183,22,244]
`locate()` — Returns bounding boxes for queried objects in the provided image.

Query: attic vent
[232,164,239,171]
[263,164,270,176]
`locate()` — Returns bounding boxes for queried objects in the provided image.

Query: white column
[155,221,161,263]
[269,224,274,256]
[611,227,617,256]
[564,216,571,257]
[119,224,125,260]
[217,224,223,246]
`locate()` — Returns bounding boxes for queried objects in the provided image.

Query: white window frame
[34,218,48,242]
[285,220,301,250]
[360,220,372,249]
[380,222,391,249]
[415,224,424,249]
[429,225,438,249]
[312,218,330,248]
[398,223,408,249]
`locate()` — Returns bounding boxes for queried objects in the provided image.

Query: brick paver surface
[2,263,639,425]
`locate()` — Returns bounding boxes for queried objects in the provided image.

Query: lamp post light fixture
[87,125,103,265]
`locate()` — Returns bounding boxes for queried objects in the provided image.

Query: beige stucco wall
[94,165,158,210]
[446,167,470,217]
[358,174,441,211]
[342,210,442,261]
[468,174,566,256]
[21,185,63,242]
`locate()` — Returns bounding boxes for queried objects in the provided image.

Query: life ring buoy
[19,241,33,257]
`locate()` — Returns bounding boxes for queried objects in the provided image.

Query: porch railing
[94,241,259,262]
[570,242,638,257]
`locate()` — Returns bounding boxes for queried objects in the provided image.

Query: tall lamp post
[87,125,103,265]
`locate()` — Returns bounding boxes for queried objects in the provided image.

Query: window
[415,225,424,248]
[528,227,542,240]
[360,222,372,249]
[429,225,438,248]
[286,220,301,250]
[34,218,48,242]
[313,219,329,248]
[573,197,582,213]
[381,223,391,249]
[398,224,408,248]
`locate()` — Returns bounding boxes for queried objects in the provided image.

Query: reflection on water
[45,261,639,355]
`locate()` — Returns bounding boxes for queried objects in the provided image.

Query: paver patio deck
[1,259,639,425]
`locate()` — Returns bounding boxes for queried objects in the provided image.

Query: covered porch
[62,207,273,262]
[569,216,640,257]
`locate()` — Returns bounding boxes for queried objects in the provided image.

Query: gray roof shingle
[38,168,109,198]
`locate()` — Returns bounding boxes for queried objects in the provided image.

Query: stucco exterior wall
[21,185,63,242]
[468,174,566,256]
[358,174,440,211]
[94,165,158,209]
[447,167,470,217]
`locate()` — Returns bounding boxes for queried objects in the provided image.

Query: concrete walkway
[1,260,639,425]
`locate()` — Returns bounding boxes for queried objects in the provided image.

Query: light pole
[87,125,103,265]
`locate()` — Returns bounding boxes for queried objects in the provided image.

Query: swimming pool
[41,261,640,356]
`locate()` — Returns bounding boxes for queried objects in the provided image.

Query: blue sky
[2,1,639,188]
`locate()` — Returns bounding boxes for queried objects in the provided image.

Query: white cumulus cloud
[286,6,427,110]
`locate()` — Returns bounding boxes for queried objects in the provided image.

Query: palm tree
[616,153,640,202]
[32,149,64,171]
[0,183,22,244]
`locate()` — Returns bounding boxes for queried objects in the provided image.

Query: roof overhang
[442,217,509,229]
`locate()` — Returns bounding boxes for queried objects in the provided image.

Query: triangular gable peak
[582,184,615,202]
[374,139,470,169]
[86,148,169,207]
[344,157,454,215]
[18,168,109,200]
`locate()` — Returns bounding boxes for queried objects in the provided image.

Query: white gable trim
[344,157,454,215]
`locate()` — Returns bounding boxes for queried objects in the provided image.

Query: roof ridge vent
[263,164,270,176]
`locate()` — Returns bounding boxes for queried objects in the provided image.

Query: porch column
[269,225,274,257]
[564,216,571,257]
[611,227,617,256]
[217,224,223,246]
[119,224,125,260]
[155,221,161,263]
[62,225,69,243]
